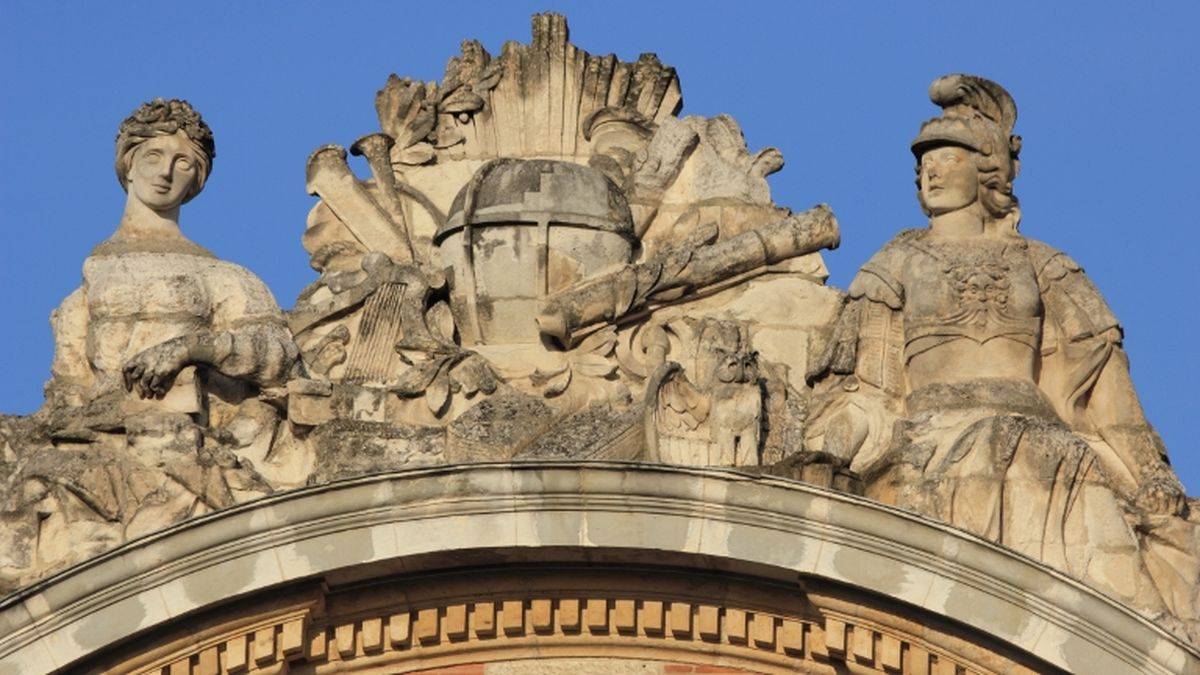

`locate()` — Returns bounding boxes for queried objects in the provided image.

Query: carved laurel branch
[530,326,620,398]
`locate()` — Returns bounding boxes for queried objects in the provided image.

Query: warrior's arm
[1034,244,1184,512]
[806,241,907,470]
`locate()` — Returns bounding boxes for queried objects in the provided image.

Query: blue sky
[2,1,1198,491]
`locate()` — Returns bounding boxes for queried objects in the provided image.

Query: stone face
[805,73,1200,643]
[0,12,1196,671]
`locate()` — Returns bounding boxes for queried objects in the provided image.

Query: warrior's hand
[1134,462,1187,517]
[122,339,191,399]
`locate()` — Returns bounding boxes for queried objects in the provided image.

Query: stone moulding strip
[111,591,993,674]
[0,461,1195,674]
[238,598,957,673]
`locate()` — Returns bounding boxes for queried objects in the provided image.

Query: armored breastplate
[901,235,1042,361]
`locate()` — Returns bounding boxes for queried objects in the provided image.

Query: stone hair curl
[114,98,216,203]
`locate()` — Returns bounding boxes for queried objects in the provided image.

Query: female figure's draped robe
[16,243,301,582]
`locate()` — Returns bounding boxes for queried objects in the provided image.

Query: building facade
[0,14,1196,674]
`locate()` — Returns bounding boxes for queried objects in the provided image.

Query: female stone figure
[48,99,297,420]
[807,74,1198,639]
[0,100,303,592]
[31,100,300,550]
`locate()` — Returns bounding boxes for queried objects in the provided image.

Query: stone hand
[122,339,191,399]
[1134,462,1187,517]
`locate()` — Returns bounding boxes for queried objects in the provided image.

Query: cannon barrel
[536,204,839,342]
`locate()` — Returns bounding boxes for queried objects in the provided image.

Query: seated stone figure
[46,99,298,450]
[0,100,300,587]
[807,74,1199,640]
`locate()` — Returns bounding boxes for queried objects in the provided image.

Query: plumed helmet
[911,74,1022,181]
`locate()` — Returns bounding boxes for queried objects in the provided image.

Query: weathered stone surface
[1,464,1192,674]
[306,419,445,484]
[283,11,840,485]
[517,404,642,459]
[446,389,554,461]
[0,13,1196,670]
[806,73,1200,643]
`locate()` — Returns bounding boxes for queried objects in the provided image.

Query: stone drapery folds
[0,16,1196,655]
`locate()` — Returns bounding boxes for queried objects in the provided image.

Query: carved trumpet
[536,204,840,342]
[305,144,412,263]
[350,133,416,262]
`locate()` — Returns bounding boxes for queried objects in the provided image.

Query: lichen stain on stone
[532,509,584,547]
[830,545,910,597]
[71,594,148,651]
[293,531,375,571]
[473,231,512,259]
[368,479,399,507]
[726,519,804,568]
[182,553,257,605]
[1060,616,1159,675]
[942,582,1031,644]
[579,507,689,554]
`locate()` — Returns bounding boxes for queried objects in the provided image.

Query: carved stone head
[115,99,216,207]
[911,75,1022,229]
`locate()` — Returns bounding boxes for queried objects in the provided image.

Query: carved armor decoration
[285,13,840,474]
[901,236,1042,356]
[0,17,1196,671]
[807,73,1200,643]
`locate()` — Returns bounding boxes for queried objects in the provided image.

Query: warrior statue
[807,74,1199,640]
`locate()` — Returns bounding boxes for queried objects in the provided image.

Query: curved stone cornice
[0,461,1194,674]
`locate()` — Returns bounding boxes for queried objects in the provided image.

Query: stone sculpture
[0,16,846,594]
[0,12,1196,652]
[806,73,1200,641]
[287,13,842,474]
[0,100,299,589]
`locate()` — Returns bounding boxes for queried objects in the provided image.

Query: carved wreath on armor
[926,241,1031,340]
[8,15,1195,651]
